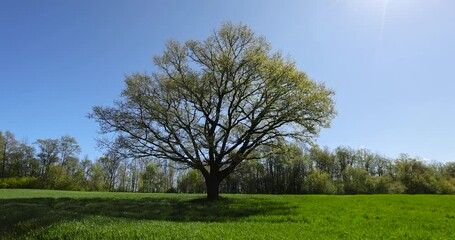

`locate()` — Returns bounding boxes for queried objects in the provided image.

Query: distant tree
[220,150,262,194]
[98,153,123,191]
[90,22,336,200]
[87,162,106,191]
[35,139,59,176]
[117,164,128,191]
[255,142,306,194]
[62,156,80,178]
[42,165,68,190]
[394,155,438,194]
[9,142,37,177]
[284,144,307,193]
[177,169,205,193]
[163,161,175,192]
[140,163,167,192]
[262,143,290,194]
[310,146,336,177]
[373,156,392,177]
[79,155,92,182]
[0,131,18,177]
[58,135,81,172]
[342,167,369,194]
[304,171,337,194]
[129,160,140,192]
[441,162,455,178]
[334,147,355,175]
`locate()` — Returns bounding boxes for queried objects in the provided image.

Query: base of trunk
[206,179,220,201]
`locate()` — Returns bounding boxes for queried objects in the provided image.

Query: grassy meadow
[1,189,455,239]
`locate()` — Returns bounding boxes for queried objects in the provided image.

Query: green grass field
[1,189,454,239]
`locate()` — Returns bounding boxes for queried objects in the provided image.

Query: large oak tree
[90,22,336,200]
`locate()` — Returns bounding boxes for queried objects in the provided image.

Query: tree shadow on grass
[0,195,295,238]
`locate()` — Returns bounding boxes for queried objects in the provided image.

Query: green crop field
[1,189,454,239]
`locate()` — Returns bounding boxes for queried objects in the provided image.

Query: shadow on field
[0,196,293,238]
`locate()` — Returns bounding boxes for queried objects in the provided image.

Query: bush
[177,169,205,193]
[304,171,337,194]
[374,176,394,194]
[0,181,8,188]
[386,181,407,194]
[342,167,369,194]
[449,178,455,186]
[0,177,41,189]
[365,176,381,194]
[395,159,438,194]
[436,179,455,194]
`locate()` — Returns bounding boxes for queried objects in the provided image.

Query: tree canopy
[90,22,336,200]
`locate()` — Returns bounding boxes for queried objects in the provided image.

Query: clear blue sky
[1,0,454,162]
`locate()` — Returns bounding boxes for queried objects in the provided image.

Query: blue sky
[1,0,454,162]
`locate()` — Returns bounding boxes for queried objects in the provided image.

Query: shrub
[365,176,381,194]
[395,159,438,194]
[342,167,369,194]
[0,177,41,189]
[435,179,455,194]
[304,171,337,194]
[386,181,407,194]
[177,169,205,193]
[374,175,394,194]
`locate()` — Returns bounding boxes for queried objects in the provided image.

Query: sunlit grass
[1,189,454,239]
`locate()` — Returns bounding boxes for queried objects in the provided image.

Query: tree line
[0,130,181,192]
[1,130,454,194]
[218,143,455,194]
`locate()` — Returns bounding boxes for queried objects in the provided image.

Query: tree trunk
[1,145,7,178]
[206,177,220,201]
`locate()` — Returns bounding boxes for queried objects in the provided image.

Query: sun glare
[329,0,392,43]
[379,0,390,43]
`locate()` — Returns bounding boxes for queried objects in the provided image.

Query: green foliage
[41,166,68,189]
[371,175,394,194]
[0,177,40,189]
[2,130,455,196]
[178,169,205,193]
[442,162,455,178]
[304,171,337,194]
[87,163,106,191]
[395,157,438,194]
[222,158,265,194]
[310,146,336,175]
[386,181,407,194]
[139,163,167,193]
[342,167,369,194]
[1,190,455,239]
[436,179,455,194]
[166,187,178,193]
